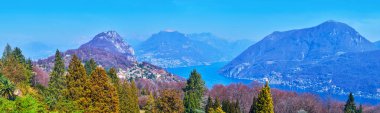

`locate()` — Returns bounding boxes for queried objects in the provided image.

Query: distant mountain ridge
[36,31,181,82]
[136,31,253,68]
[220,21,380,99]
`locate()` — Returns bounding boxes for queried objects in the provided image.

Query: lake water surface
[166,62,380,105]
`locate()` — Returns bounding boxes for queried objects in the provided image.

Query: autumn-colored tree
[184,69,205,113]
[255,81,274,113]
[46,50,66,110]
[156,89,184,113]
[88,67,119,112]
[85,58,97,75]
[208,106,225,113]
[63,55,91,111]
[1,45,32,85]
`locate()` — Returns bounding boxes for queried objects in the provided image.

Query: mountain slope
[375,41,380,48]
[136,31,253,68]
[187,33,253,59]
[135,31,226,68]
[220,21,379,98]
[36,31,181,81]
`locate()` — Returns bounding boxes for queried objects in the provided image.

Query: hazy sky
[1,0,380,59]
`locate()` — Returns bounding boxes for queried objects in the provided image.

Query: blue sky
[1,0,380,59]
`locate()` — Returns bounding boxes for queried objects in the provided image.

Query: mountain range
[135,31,253,68]
[36,31,182,82]
[220,21,380,98]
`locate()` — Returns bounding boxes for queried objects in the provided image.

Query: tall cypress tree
[144,92,156,113]
[357,104,363,113]
[108,67,120,86]
[12,47,25,64]
[128,80,140,113]
[85,58,97,75]
[119,80,129,113]
[205,96,213,113]
[344,93,357,113]
[88,67,119,112]
[46,50,66,110]
[64,55,91,110]
[255,81,274,113]
[1,44,12,61]
[119,80,139,113]
[249,97,258,113]
[184,69,205,113]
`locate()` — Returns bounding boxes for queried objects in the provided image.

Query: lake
[166,62,380,105]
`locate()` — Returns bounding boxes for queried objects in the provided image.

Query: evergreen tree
[88,67,119,112]
[119,80,129,113]
[156,89,184,113]
[357,104,363,113]
[213,98,221,109]
[85,58,97,75]
[63,55,91,110]
[344,93,357,113]
[184,69,205,113]
[205,96,213,113]
[1,46,31,85]
[208,106,225,113]
[12,47,25,64]
[221,100,231,113]
[2,44,12,61]
[108,67,120,87]
[128,80,140,113]
[46,50,66,110]
[255,81,274,113]
[144,93,157,113]
[249,97,258,113]
[119,80,139,113]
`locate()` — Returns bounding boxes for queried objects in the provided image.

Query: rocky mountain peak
[81,31,134,55]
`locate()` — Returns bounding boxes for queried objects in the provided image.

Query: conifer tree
[1,45,31,85]
[118,80,129,113]
[144,93,157,113]
[46,50,66,110]
[344,93,357,113]
[213,98,221,109]
[127,80,140,113]
[249,97,258,113]
[2,44,12,61]
[88,67,119,112]
[12,47,25,64]
[64,55,91,110]
[184,69,205,113]
[255,81,274,113]
[108,67,120,86]
[208,106,225,113]
[357,104,363,113]
[85,58,97,75]
[119,80,139,113]
[156,89,184,113]
[205,96,213,113]
[221,100,231,113]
